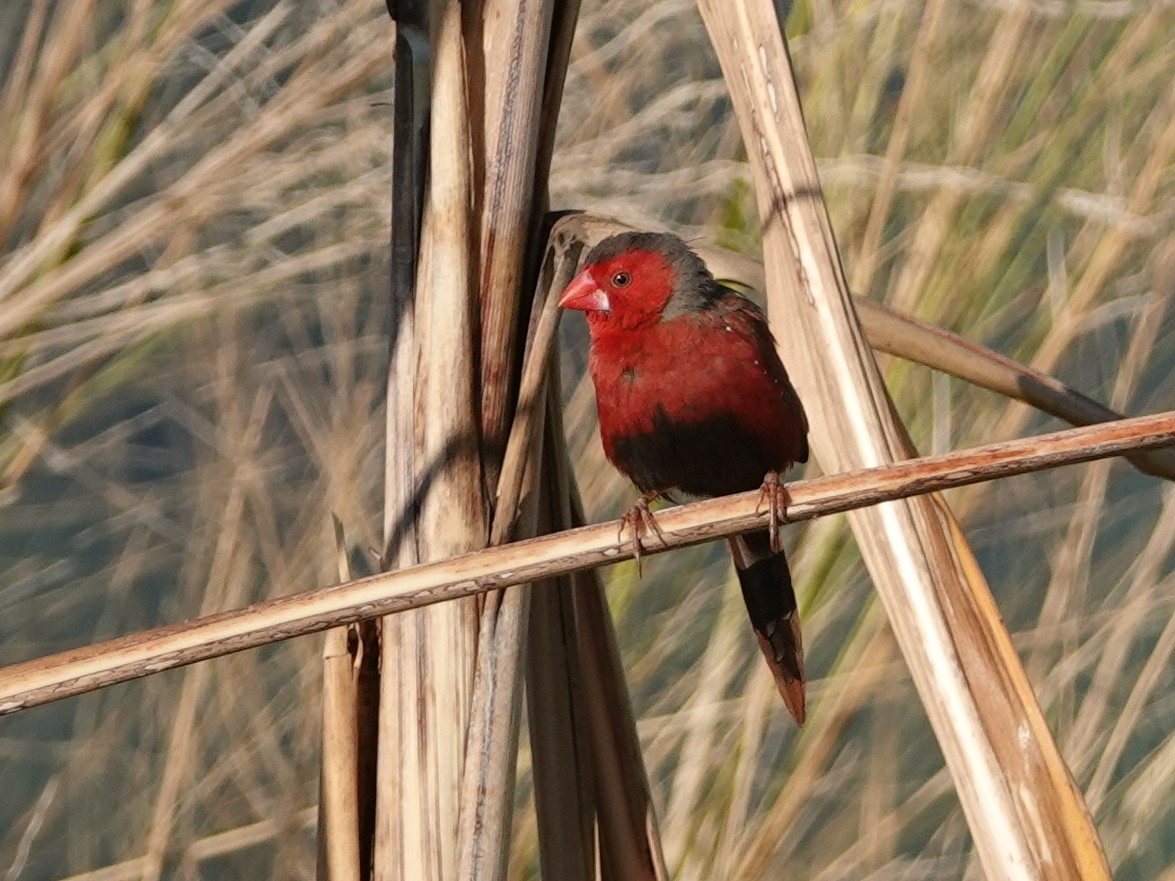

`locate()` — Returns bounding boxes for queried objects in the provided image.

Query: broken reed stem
[0,411,1171,717]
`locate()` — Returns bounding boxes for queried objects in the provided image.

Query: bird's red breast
[561,234,807,497]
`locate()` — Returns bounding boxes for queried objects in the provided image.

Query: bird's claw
[756,471,792,554]
[619,492,666,576]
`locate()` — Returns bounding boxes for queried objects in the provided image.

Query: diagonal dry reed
[698,1,1113,877]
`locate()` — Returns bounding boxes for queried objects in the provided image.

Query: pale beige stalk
[376,4,486,881]
[696,1,1111,878]
[377,16,426,880]
[318,517,361,881]
[453,4,571,878]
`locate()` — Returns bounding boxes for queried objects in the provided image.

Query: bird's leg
[756,471,793,554]
[619,490,666,575]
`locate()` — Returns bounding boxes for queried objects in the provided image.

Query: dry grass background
[1,0,1174,879]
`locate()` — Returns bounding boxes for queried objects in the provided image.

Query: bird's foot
[619,491,666,575]
[756,471,793,554]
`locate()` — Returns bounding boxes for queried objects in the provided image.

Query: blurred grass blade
[885,0,1032,320]
[697,1,1111,878]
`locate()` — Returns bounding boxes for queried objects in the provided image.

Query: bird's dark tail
[727,531,805,725]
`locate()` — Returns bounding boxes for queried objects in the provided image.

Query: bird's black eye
[611,271,632,287]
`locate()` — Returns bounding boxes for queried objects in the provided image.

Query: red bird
[559,231,811,724]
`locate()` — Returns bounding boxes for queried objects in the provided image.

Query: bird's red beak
[558,269,611,312]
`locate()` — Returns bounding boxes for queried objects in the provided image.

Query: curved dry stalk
[0,410,1170,718]
[456,238,571,881]
[855,301,1175,481]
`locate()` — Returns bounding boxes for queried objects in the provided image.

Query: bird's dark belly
[608,406,782,497]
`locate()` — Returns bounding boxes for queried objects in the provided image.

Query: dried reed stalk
[377,3,487,880]
[475,0,557,472]
[526,577,599,881]
[570,556,670,881]
[376,3,584,879]
[697,1,1111,877]
[525,394,600,881]
[375,11,427,880]
[462,202,666,879]
[531,361,668,881]
[1,410,1171,717]
[318,517,362,881]
[455,3,574,877]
